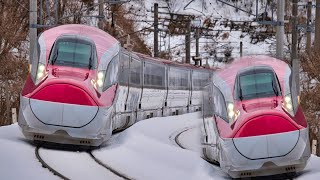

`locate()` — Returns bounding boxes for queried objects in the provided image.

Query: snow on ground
[39,148,122,180]
[92,112,217,180]
[1,113,320,180]
[0,125,59,180]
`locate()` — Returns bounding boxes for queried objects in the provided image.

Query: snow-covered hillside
[1,113,320,180]
[125,0,277,66]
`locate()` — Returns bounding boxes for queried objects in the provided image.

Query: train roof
[134,52,216,72]
[40,24,119,62]
[215,55,290,88]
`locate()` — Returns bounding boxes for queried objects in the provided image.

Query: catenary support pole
[306,0,312,52]
[276,0,284,59]
[154,3,159,57]
[29,0,37,65]
[292,0,299,94]
[98,0,104,29]
[185,20,191,64]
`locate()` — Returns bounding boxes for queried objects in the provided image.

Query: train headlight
[35,63,47,85]
[227,102,235,119]
[92,70,105,92]
[282,94,294,116]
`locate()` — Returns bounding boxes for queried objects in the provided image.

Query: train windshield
[238,68,280,100]
[50,37,97,69]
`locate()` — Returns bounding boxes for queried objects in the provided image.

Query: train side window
[168,67,189,90]
[130,58,141,86]
[119,53,130,85]
[193,71,210,91]
[144,62,165,89]
[103,54,119,91]
[212,84,228,122]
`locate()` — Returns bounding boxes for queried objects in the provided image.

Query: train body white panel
[140,88,165,110]
[233,130,299,160]
[19,96,112,146]
[126,86,141,112]
[219,128,310,178]
[30,98,98,127]
[114,85,128,113]
[166,89,189,107]
[189,90,202,112]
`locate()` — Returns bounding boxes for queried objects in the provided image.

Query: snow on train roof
[40,24,119,62]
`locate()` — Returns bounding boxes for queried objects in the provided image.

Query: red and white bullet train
[202,56,310,178]
[18,24,212,146]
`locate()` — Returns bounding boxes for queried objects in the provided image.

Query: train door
[126,55,142,124]
[113,50,130,130]
[139,61,166,119]
[165,67,190,116]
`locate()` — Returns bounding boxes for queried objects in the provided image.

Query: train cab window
[49,35,97,69]
[236,67,281,100]
[144,62,166,89]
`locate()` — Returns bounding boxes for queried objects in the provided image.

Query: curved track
[171,126,201,152]
[35,146,131,180]
[88,151,132,180]
[35,146,69,180]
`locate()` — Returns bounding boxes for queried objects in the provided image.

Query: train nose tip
[32,83,96,106]
[233,115,300,159]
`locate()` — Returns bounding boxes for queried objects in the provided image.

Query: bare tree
[0,1,29,125]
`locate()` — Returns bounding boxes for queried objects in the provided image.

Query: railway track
[88,151,132,180]
[35,146,132,180]
[35,146,69,180]
[170,126,199,151]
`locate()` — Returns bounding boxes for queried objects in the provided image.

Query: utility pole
[276,0,284,59]
[29,0,37,66]
[98,0,104,29]
[240,41,243,57]
[154,3,159,57]
[55,0,59,25]
[306,0,312,52]
[185,20,191,64]
[292,0,299,95]
[195,28,200,59]
[315,0,320,52]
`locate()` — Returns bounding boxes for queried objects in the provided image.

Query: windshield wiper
[239,86,243,101]
[271,80,279,96]
[88,57,93,69]
[51,50,59,65]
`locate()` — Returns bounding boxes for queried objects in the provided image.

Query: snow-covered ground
[1,113,320,180]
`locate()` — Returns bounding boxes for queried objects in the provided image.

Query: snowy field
[0,112,320,180]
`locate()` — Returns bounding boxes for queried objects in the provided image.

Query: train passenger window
[192,71,210,90]
[49,36,97,69]
[236,67,281,100]
[130,58,141,86]
[144,62,166,89]
[168,67,189,90]
[119,53,130,85]
[103,54,119,91]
